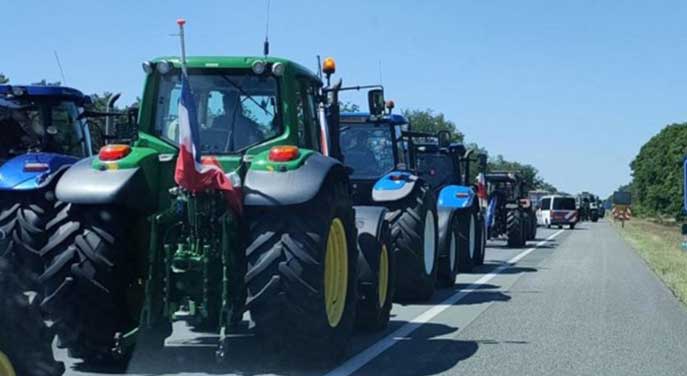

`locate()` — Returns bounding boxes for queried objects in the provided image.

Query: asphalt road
[56,220,687,375]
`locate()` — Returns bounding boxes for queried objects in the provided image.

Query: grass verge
[613,218,687,306]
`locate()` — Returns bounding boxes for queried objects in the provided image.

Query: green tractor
[37,42,385,363]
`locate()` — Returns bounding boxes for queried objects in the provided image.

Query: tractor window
[294,78,320,150]
[340,123,395,179]
[416,153,458,189]
[155,70,281,154]
[0,98,87,159]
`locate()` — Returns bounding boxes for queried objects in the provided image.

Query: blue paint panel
[0,85,85,103]
[373,171,413,191]
[437,185,475,209]
[0,153,78,190]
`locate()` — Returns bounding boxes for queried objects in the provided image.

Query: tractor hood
[0,152,78,190]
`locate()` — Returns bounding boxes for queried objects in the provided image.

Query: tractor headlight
[156,61,172,75]
[252,60,266,75]
[10,86,26,96]
[271,62,285,76]
[142,61,154,75]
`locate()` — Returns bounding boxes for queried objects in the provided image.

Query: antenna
[54,50,67,84]
[176,19,188,75]
[316,55,322,80]
[263,0,271,56]
[378,59,383,85]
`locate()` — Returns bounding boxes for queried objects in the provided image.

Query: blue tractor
[0,85,93,285]
[410,132,487,287]
[340,94,438,302]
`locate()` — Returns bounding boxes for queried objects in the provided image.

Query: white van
[537,195,578,229]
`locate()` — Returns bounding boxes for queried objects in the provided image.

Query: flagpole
[177,18,188,76]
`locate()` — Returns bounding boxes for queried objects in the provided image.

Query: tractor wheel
[245,179,358,362]
[39,206,143,364]
[356,218,395,331]
[474,214,487,266]
[0,187,67,289]
[507,210,526,248]
[457,210,478,272]
[385,184,438,301]
[438,219,460,287]
[569,223,576,229]
[0,258,64,376]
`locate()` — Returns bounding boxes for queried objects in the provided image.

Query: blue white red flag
[174,73,243,215]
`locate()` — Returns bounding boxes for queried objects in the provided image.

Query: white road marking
[324,229,565,376]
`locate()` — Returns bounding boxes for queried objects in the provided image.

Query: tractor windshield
[416,152,459,189]
[155,70,280,154]
[340,123,396,179]
[0,97,87,160]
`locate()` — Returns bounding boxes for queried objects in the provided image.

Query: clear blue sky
[4,1,687,196]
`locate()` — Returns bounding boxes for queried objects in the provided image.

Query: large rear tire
[474,214,487,266]
[458,210,478,272]
[0,258,64,376]
[244,179,358,362]
[507,210,526,248]
[356,218,394,331]
[438,218,459,287]
[0,187,68,288]
[385,184,438,301]
[39,206,141,364]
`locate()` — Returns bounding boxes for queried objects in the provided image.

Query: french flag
[174,73,243,215]
[476,172,488,209]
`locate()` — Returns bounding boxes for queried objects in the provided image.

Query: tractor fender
[437,185,475,209]
[55,157,154,211]
[371,171,419,202]
[243,153,347,206]
[0,153,78,191]
[354,205,388,284]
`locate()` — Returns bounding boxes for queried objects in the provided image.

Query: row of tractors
[0,31,538,376]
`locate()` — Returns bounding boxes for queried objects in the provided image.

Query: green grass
[614,218,687,306]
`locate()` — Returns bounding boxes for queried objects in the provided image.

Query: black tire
[0,258,64,376]
[528,209,537,240]
[569,223,576,229]
[457,210,478,272]
[506,210,526,248]
[438,218,459,287]
[385,184,438,301]
[244,178,358,362]
[474,214,487,266]
[39,206,142,364]
[0,187,67,288]
[356,219,395,331]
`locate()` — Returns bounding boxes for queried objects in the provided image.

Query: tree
[629,123,687,219]
[0,74,8,84]
[402,108,464,142]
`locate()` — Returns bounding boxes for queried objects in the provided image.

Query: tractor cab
[340,111,412,204]
[486,171,527,204]
[0,85,92,188]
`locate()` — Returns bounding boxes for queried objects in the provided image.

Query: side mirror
[437,130,451,147]
[368,89,385,117]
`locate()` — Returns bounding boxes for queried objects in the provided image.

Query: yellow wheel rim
[378,244,389,308]
[324,218,348,328]
[0,351,16,376]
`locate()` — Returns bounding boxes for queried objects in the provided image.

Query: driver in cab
[208,91,263,152]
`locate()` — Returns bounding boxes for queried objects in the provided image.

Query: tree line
[614,122,687,220]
